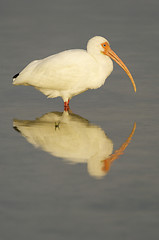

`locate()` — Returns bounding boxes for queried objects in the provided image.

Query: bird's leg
[64,99,70,112]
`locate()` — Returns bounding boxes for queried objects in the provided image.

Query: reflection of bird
[13,36,136,110]
[13,111,136,179]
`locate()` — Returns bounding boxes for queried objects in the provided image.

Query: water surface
[0,0,158,239]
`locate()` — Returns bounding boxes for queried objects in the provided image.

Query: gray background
[0,0,158,239]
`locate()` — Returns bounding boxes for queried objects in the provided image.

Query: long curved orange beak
[102,42,136,92]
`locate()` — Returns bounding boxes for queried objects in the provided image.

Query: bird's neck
[96,54,113,77]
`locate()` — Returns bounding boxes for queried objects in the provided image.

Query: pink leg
[64,99,70,111]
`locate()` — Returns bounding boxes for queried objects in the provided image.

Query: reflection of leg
[55,122,60,130]
[64,99,70,111]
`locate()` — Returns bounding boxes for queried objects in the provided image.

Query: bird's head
[87,36,136,92]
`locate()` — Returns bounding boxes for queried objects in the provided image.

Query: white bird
[13,36,136,109]
[13,111,136,179]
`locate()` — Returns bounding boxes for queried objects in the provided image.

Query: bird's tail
[12,73,27,85]
[12,73,20,85]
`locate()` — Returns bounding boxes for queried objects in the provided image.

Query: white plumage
[13,36,136,108]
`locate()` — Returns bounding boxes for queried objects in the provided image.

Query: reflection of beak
[102,122,136,173]
[103,43,136,92]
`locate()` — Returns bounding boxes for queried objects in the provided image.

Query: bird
[13,36,136,110]
[13,111,136,179]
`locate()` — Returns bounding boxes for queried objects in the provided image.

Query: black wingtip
[13,73,19,79]
[13,126,21,133]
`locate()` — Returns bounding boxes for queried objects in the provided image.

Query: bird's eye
[103,44,106,47]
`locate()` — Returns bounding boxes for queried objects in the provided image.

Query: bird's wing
[17,49,97,90]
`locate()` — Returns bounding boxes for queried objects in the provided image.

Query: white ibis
[13,36,136,109]
[13,111,136,179]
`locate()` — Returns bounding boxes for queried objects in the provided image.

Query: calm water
[0,0,158,239]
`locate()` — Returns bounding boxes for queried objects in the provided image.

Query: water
[0,0,158,239]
